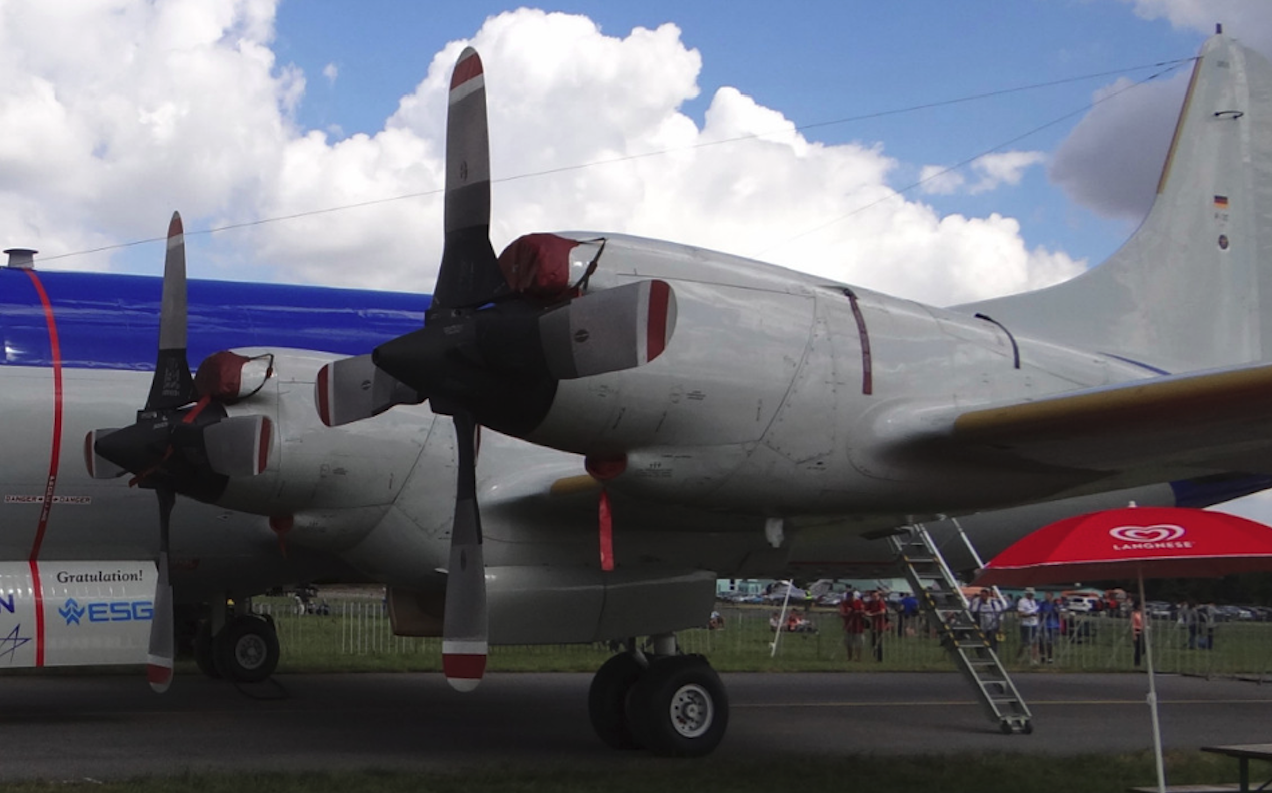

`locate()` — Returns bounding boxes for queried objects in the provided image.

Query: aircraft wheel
[588,653,646,750]
[193,620,221,680]
[625,654,728,757]
[214,614,279,683]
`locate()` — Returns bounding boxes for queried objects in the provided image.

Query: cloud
[322,62,338,84]
[1121,0,1272,54]
[0,3,1082,305]
[919,166,967,196]
[0,0,301,261]
[1049,75,1186,220]
[973,151,1047,192]
[921,151,1046,196]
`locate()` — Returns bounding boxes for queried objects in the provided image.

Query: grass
[250,598,1272,677]
[0,751,1258,793]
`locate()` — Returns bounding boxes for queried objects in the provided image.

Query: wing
[933,362,1272,474]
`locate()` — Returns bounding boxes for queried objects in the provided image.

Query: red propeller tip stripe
[167,213,183,239]
[443,653,487,691]
[147,661,173,693]
[450,49,484,91]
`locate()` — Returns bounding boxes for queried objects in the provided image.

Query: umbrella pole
[1138,571,1166,793]
[770,581,793,657]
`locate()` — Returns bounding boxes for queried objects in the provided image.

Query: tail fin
[959,34,1272,373]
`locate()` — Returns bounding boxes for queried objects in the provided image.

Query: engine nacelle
[208,348,435,552]
[516,234,1153,517]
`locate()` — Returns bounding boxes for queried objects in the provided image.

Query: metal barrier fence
[251,598,1272,679]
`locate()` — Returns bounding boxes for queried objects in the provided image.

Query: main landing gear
[192,599,281,684]
[588,635,729,757]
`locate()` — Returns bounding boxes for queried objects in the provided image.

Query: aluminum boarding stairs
[887,524,1033,734]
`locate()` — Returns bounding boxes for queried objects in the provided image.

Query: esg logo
[58,598,153,626]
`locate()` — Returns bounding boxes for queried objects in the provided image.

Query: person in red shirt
[838,591,866,662]
[864,590,889,662]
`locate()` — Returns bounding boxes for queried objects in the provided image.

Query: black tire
[624,654,728,757]
[588,653,646,750]
[214,614,279,683]
[193,620,221,680]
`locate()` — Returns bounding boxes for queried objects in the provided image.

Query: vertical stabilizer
[960,34,1272,373]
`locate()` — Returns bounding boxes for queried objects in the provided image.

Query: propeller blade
[147,489,176,693]
[315,354,422,427]
[433,47,507,313]
[539,280,677,380]
[83,429,126,479]
[146,212,195,412]
[441,410,488,692]
[202,415,272,477]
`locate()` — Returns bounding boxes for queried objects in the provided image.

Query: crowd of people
[963,588,1228,665]
[744,582,1234,665]
[822,585,1227,665]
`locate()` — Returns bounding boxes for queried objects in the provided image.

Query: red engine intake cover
[497,233,581,300]
[195,351,255,404]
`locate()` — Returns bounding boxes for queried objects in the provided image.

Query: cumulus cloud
[921,151,1046,196]
[1050,75,1186,220]
[322,62,338,84]
[918,165,967,196]
[0,2,1082,305]
[1122,0,1272,54]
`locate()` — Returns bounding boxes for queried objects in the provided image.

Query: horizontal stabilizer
[203,415,272,477]
[539,280,676,380]
[83,429,126,479]
[315,354,423,427]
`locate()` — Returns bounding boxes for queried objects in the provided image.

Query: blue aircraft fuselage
[0,266,429,372]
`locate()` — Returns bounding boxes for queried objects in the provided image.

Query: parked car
[1244,605,1272,622]
[1215,605,1254,622]
[1062,593,1102,613]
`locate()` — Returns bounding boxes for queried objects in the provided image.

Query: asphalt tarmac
[0,670,1269,781]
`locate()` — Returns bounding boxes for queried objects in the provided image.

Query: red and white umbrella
[975,506,1272,587]
[973,505,1272,793]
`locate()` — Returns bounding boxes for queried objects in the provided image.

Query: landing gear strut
[588,636,729,757]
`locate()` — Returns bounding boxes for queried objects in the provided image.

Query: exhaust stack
[4,248,36,269]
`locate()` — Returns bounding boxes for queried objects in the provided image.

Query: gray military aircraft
[1,30,1269,758]
[321,31,1272,748]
